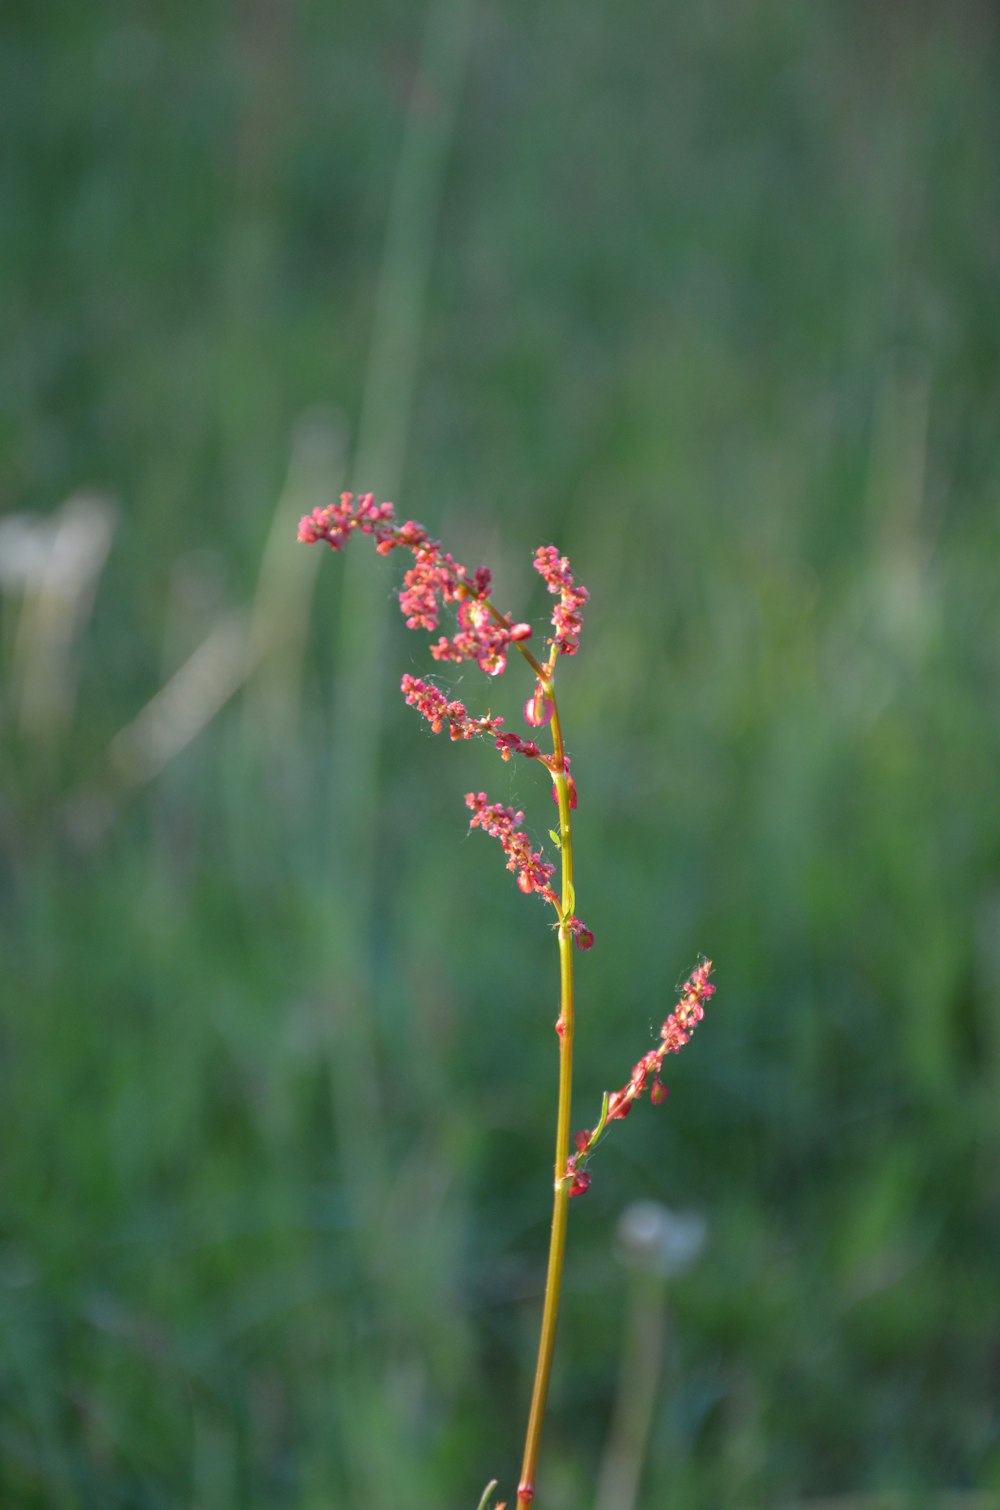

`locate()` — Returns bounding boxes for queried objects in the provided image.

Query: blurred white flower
[615,1201,707,1279]
[1,494,117,737]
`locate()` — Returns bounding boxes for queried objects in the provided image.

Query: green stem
[516,686,575,1510]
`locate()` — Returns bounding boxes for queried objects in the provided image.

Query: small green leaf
[590,1090,611,1148]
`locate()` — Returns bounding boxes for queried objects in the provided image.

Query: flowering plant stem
[298,492,713,1509]
[460,599,577,1505]
[516,674,574,1508]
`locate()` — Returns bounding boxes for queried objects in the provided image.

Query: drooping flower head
[300,492,593,945]
[300,493,531,677]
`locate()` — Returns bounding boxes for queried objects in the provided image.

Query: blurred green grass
[2,2,999,1507]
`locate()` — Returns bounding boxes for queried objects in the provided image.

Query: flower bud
[524,684,554,727]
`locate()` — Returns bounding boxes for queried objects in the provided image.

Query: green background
[2,2,999,1506]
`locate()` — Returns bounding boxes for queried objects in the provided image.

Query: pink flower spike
[298,494,529,682]
[400,675,505,742]
[465,791,558,908]
[533,544,589,658]
[564,959,714,1192]
[299,491,396,551]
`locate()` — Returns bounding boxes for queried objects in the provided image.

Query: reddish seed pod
[524,684,554,727]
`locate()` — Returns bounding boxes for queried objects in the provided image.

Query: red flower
[465,792,558,905]
[534,545,589,659]
[566,960,714,1195]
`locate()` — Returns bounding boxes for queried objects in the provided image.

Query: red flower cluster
[300,492,595,945]
[430,596,532,679]
[299,492,531,677]
[464,794,595,948]
[400,675,505,742]
[657,958,714,1056]
[298,492,396,549]
[465,793,558,902]
[533,546,589,659]
[402,677,546,763]
[565,959,715,1195]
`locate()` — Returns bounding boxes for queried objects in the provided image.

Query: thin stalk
[594,1267,668,1510]
[476,599,579,1505]
[516,687,576,1509]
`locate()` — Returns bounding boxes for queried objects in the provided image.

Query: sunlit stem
[473,597,577,1508]
[515,674,575,1510]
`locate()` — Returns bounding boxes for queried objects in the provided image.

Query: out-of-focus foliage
[2,2,998,1507]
